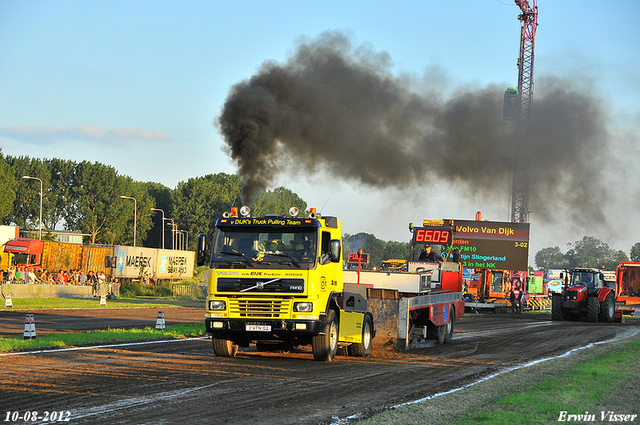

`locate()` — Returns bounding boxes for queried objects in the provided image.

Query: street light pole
[120,195,137,247]
[181,230,189,251]
[150,208,165,249]
[164,218,175,249]
[22,176,43,240]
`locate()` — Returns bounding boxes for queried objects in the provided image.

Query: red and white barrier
[23,314,36,339]
[155,311,165,330]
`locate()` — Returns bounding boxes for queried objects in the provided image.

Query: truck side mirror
[329,239,341,263]
[196,233,207,266]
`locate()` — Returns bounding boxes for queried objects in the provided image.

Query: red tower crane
[510,0,538,224]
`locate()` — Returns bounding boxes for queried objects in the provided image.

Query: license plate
[246,325,271,332]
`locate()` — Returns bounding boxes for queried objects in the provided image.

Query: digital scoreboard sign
[412,227,453,245]
[447,219,530,271]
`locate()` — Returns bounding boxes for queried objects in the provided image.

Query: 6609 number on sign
[4,411,71,422]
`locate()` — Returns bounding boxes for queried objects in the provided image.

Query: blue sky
[1,1,639,261]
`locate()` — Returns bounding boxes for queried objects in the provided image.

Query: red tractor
[551,268,616,322]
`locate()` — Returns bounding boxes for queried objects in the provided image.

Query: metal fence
[172,284,207,299]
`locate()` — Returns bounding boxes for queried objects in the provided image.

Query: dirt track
[1,309,638,424]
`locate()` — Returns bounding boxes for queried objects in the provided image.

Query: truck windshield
[211,227,318,270]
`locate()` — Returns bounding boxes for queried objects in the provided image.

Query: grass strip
[359,333,640,425]
[454,338,640,424]
[0,322,206,352]
[0,297,203,310]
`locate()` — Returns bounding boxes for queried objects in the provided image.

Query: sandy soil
[1,309,638,424]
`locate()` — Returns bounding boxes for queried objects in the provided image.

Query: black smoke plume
[217,31,610,225]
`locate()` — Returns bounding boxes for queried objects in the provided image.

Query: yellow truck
[197,207,374,361]
[198,208,466,361]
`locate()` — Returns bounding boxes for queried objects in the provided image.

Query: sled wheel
[444,307,455,343]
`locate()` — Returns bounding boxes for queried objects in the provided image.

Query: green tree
[564,236,626,270]
[534,246,566,270]
[605,249,628,270]
[0,150,15,222]
[6,156,49,231]
[251,187,308,217]
[172,173,241,248]
[67,161,132,244]
[630,243,640,262]
[44,158,77,230]
[343,233,385,270]
[382,240,411,262]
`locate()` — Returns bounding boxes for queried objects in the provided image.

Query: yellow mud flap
[338,310,365,343]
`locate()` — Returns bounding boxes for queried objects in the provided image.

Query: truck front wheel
[312,310,338,362]
[213,338,239,357]
[348,314,373,357]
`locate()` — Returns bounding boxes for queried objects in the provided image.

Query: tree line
[0,151,305,249]
[1,150,638,269]
[534,237,640,271]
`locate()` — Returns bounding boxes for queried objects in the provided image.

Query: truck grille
[229,299,291,318]
[217,277,304,293]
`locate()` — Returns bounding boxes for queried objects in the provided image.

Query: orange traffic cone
[23,314,36,339]
[155,311,165,330]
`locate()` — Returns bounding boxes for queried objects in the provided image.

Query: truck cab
[197,207,373,361]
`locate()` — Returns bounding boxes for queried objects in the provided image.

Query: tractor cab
[565,269,604,294]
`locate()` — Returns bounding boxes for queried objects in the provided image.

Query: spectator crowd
[1,266,116,285]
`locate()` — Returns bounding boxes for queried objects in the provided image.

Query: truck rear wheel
[587,297,599,322]
[312,310,338,362]
[443,307,455,343]
[551,293,563,321]
[348,314,373,357]
[213,338,239,357]
[599,293,615,323]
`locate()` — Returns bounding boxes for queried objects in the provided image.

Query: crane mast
[511,0,538,224]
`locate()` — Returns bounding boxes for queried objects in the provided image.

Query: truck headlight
[209,300,226,311]
[293,302,313,312]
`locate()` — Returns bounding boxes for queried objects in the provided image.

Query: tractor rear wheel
[587,297,599,322]
[551,293,563,321]
[599,293,615,323]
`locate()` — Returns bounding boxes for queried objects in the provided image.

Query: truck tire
[436,325,446,344]
[213,338,239,357]
[551,293,563,321]
[348,314,373,357]
[312,310,338,362]
[599,293,615,323]
[443,307,455,343]
[587,297,599,322]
